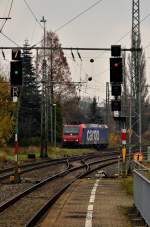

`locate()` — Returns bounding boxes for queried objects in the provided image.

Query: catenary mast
[130,0,142,151]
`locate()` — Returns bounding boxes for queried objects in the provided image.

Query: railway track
[0,158,68,181]
[0,151,118,182]
[0,153,107,205]
[0,156,118,227]
[0,151,118,206]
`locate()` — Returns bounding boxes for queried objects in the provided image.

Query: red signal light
[110,57,122,83]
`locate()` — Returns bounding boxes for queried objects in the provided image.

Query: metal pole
[138,65,142,153]
[14,97,21,183]
[129,96,132,160]
[40,16,48,157]
[53,104,56,147]
[40,77,44,157]
[50,36,53,145]
[106,82,109,125]
[118,155,120,176]
[108,83,110,125]
[131,0,141,147]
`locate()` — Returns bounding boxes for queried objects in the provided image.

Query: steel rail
[0,152,103,181]
[0,158,68,181]
[0,148,144,181]
[0,156,116,214]
[25,159,118,227]
[0,151,106,175]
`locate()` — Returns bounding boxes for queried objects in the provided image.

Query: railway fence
[133,160,150,226]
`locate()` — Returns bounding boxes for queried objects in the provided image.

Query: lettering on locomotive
[87,129,100,142]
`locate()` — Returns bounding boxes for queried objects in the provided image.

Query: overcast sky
[0,0,150,103]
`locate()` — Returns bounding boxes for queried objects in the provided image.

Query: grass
[0,145,96,162]
[121,176,133,195]
[47,146,95,159]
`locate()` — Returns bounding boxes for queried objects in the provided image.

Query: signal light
[110,57,122,83]
[111,99,121,111]
[111,84,121,96]
[111,45,121,57]
[10,61,22,86]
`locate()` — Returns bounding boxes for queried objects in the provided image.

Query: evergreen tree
[18,40,41,145]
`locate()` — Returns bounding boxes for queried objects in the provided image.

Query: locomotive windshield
[63,126,80,135]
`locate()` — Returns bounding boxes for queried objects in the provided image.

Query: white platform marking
[85,175,101,227]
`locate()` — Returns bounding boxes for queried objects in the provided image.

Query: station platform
[40,172,133,227]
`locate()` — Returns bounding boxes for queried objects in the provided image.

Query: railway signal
[10,49,22,86]
[122,145,126,162]
[113,116,126,122]
[111,99,121,111]
[110,45,123,118]
[111,84,121,96]
[10,61,22,86]
[10,49,22,181]
[121,129,127,145]
[111,45,121,57]
[12,49,21,60]
[110,57,123,83]
[11,87,20,98]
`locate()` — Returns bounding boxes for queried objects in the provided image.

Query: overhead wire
[1,2,150,51]
[63,9,150,93]
[92,10,150,84]
[71,49,75,61]
[25,3,150,99]
[54,0,104,32]
[95,10,150,60]
[23,0,43,29]
[68,53,108,98]
[1,0,10,19]
[116,11,150,45]
[32,0,105,47]
[0,0,43,47]
[0,0,109,101]
[61,7,150,98]
[0,0,13,33]
[0,30,20,46]
[2,50,5,60]
[143,13,150,49]
[0,0,21,46]
[1,1,150,97]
